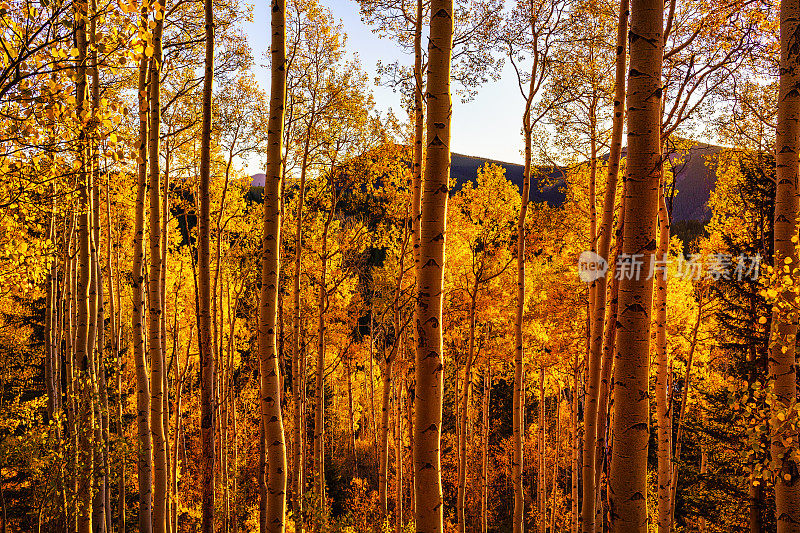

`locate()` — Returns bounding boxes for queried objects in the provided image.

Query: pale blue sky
[242,0,527,170]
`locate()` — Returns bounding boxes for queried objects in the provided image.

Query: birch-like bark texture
[132,25,153,532]
[609,0,662,530]
[413,1,452,531]
[147,7,167,531]
[655,191,671,533]
[258,0,288,530]
[73,0,93,529]
[481,369,490,533]
[198,0,216,527]
[582,1,628,530]
[513,69,535,533]
[291,141,308,531]
[771,1,800,529]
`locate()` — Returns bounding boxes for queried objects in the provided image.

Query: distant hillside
[251,142,723,223]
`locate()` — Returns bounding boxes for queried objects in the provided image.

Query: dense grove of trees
[0,0,797,531]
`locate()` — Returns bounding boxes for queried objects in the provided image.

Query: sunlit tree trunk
[379,354,394,516]
[481,369,490,533]
[132,27,153,533]
[456,289,477,533]
[583,0,628,528]
[105,169,125,533]
[147,6,167,531]
[74,0,94,529]
[572,356,579,533]
[549,393,561,533]
[258,1,288,531]
[537,368,545,533]
[669,300,703,521]
[771,1,800,529]
[292,132,310,532]
[198,0,216,528]
[314,205,334,516]
[655,190,671,533]
[412,0,424,269]
[609,0,663,530]
[413,1,452,531]
[395,372,404,533]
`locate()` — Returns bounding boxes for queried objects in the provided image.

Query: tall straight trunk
[413,1,452,531]
[314,208,334,514]
[537,368,545,533]
[395,372,404,533]
[132,34,153,533]
[407,366,415,518]
[105,170,125,532]
[162,158,172,533]
[89,8,111,527]
[514,29,538,533]
[74,0,94,529]
[747,295,764,533]
[147,8,167,531]
[456,291,477,533]
[411,0,424,269]
[585,1,628,528]
[595,176,629,533]
[173,327,191,533]
[481,369,490,533]
[258,1,288,530]
[198,0,216,528]
[549,394,561,533]
[572,358,579,533]
[379,357,394,516]
[668,300,702,521]
[609,0,662,529]
[655,190,671,533]
[771,1,800,529]
[292,139,309,530]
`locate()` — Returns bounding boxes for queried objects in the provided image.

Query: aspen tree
[413,0,452,531]
[609,0,662,531]
[258,0,289,530]
[198,0,216,527]
[132,7,153,529]
[147,2,167,529]
[593,3,628,528]
[582,0,628,529]
[770,1,800,529]
[73,0,95,528]
[655,191,671,533]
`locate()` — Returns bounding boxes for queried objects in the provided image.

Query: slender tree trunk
[105,170,125,533]
[481,369,490,533]
[380,356,394,516]
[550,393,561,533]
[771,1,800,529]
[609,0,663,528]
[132,32,153,533]
[583,1,628,527]
[74,0,94,528]
[292,139,310,531]
[572,358,579,533]
[655,190,671,533]
[314,209,334,516]
[456,290,477,533]
[395,372,404,533]
[537,368,545,533]
[411,0,423,270]
[147,8,167,531]
[413,1,452,530]
[668,300,703,521]
[198,0,216,528]
[258,1,288,531]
